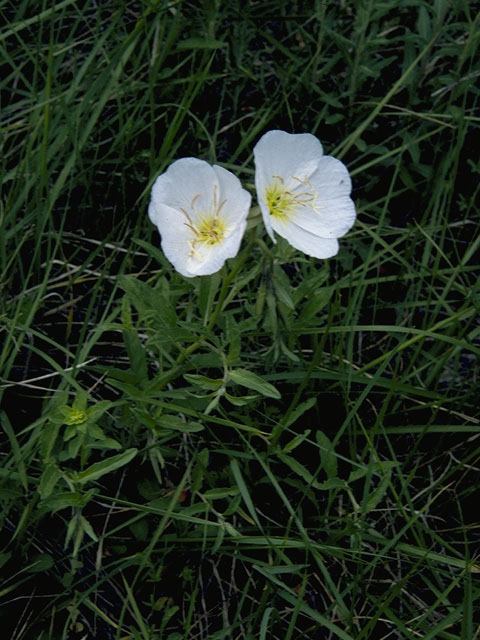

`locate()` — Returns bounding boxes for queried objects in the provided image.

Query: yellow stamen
[180,186,228,257]
[265,174,317,220]
[197,216,226,245]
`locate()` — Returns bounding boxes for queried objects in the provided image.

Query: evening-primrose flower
[148,158,251,277]
[254,130,356,259]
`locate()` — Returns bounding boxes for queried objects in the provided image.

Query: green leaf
[261,564,309,575]
[260,607,274,640]
[265,292,278,334]
[284,397,316,428]
[123,327,148,381]
[105,378,143,398]
[229,369,281,399]
[277,452,323,489]
[417,5,431,40]
[283,429,311,453]
[41,489,97,511]
[1,411,28,492]
[197,270,221,320]
[0,552,12,570]
[176,37,226,50]
[124,335,148,382]
[118,275,153,318]
[202,487,239,500]
[157,415,204,433]
[192,447,209,493]
[130,518,149,542]
[85,400,114,424]
[40,422,61,460]
[27,554,54,573]
[38,464,63,500]
[298,288,332,324]
[132,239,167,267]
[67,435,83,459]
[119,275,177,330]
[90,437,122,450]
[325,113,343,125]
[225,391,259,406]
[279,340,300,362]
[0,485,23,499]
[314,478,349,491]
[87,422,106,440]
[364,468,392,513]
[74,448,138,485]
[204,393,222,414]
[272,266,295,310]
[349,467,367,483]
[316,431,337,479]
[230,459,261,528]
[80,515,98,542]
[183,374,224,391]
[63,423,77,442]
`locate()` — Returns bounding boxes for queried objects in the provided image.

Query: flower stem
[176,232,256,365]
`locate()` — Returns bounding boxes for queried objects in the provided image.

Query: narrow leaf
[316,431,338,479]
[74,448,137,485]
[158,415,204,433]
[229,369,281,399]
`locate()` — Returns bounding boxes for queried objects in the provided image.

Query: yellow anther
[265,175,318,220]
[181,186,228,252]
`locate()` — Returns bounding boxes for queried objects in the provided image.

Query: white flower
[148,158,251,277]
[253,130,356,259]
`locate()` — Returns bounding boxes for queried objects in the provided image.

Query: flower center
[180,185,228,258]
[197,215,226,245]
[264,175,317,220]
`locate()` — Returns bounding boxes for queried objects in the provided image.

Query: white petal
[150,158,219,219]
[253,130,323,188]
[212,164,252,226]
[288,190,356,239]
[283,156,355,238]
[310,155,352,200]
[257,197,276,242]
[272,218,340,259]
[151,203,197,277]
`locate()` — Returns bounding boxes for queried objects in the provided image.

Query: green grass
[1,1,480,638]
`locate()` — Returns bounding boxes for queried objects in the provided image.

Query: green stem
[176,232,256,365]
